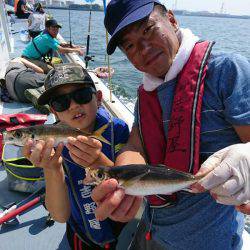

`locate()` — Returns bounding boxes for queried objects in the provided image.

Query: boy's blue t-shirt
[134,52,250,249]
[22,33,60,59]
[63,107,129,244]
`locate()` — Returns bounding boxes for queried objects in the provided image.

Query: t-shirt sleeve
[220,54,250,125]
[113,118,130,156]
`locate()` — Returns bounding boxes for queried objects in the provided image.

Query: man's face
[47,26,59,38]
[119,9,180,78]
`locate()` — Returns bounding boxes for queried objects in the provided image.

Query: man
[22,19,84,74]
[87,1,250,249]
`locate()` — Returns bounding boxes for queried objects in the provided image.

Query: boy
[23,63,129,249]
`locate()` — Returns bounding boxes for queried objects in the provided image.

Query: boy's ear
[96,90,102,106]
[50,107,59,118]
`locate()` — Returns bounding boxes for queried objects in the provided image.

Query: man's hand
[192,143,250,208]
[77,48,84,56]
[91,179,143,222]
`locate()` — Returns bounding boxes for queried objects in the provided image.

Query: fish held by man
[2,124,110,146]
[84,164,203,196]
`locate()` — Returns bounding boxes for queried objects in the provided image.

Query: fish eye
[97,172,104,179]
[13,131,22,139]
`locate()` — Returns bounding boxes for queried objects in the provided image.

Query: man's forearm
[59,47,80,54]
[115,145,146,166]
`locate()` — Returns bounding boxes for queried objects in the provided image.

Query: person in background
[22,19,84,74]
[15,0,32,19]
[28,2,47,39]
[88,1,250,250]
[23,64,129,249]
[5,57,45,103]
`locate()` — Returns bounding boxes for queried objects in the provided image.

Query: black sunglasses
[49,87,96,112]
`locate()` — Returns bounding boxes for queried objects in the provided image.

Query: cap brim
[37,82,94,105]
[106,2,154,55]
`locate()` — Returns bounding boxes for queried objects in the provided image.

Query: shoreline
[44,6,250,20]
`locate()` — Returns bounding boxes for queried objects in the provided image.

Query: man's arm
[234,125,250,142]
[92,126,145,222]
[116,125,146,165]
[57,45,84,56]
[20,57,44,73]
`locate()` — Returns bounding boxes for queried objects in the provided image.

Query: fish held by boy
[2,123,110,147]
[84,164,203,196]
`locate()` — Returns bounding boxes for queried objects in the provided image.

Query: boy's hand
[66,136,103,168]
[23,138,64,172]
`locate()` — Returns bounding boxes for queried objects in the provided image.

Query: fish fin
[92,124,110,145]
[120,169,150,188]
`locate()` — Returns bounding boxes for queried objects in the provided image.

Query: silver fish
[2,124,110,147]
[84,164,202,196]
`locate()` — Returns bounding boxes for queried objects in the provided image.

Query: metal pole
[0,0,12,52]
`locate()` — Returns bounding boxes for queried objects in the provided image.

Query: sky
[77,0,250,16]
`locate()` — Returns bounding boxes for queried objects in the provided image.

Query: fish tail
[92,124,110,145]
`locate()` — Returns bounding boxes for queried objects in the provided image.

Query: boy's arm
[23,138,71,222]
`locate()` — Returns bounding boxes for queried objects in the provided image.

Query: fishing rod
[84,0,95,68]
[0,194,45,225]
[103,0,114,103]
[68,4,72,47]
[0,186,45,225]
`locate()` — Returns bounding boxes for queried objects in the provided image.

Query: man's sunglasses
[49,87,96,112]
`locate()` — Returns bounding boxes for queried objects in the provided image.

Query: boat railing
[56,33,134,130]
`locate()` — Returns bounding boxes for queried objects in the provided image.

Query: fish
[83,164,203,196]
[2,124,110,147]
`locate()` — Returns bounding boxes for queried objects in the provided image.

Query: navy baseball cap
[104,0,161,55]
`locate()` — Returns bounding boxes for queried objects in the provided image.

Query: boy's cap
[45,19,62,28]
[38,64,96,105]
[104,0,160,55]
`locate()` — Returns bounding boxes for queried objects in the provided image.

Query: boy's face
[50,85,101,132]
